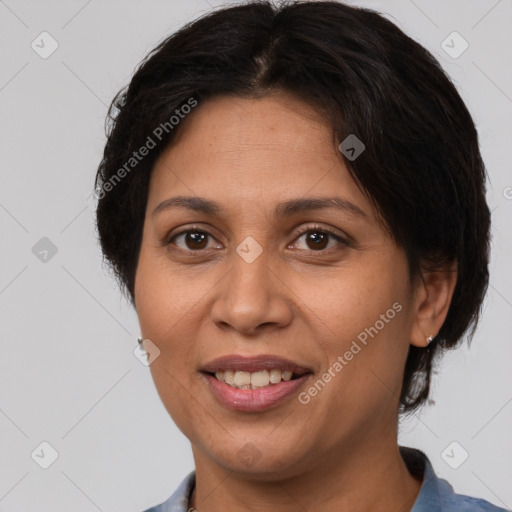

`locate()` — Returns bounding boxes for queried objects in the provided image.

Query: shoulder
[437,476,509,512]
[140,471,196,512]
[444,493,510,512]
[400,446,509,512]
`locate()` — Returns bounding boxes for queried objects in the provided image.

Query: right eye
[165,227,222,252]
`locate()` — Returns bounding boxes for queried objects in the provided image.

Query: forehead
[148,93,371,219]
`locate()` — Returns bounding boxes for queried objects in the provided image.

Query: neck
[189,438,422,512]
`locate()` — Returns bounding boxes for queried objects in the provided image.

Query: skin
[134,91,457,512]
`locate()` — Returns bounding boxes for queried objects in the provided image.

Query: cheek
[134,252,201,419]
[308,258,408,349]
[304,258,411,405]
[147,363,212,450]
[135,254,205,436]
[135,247,206,342]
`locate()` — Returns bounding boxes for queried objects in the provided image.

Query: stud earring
[426,335,434,344]
[137,336,144,345]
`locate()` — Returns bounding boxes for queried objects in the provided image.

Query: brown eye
[304,231,329,250]
[293,226,348,252]
[169,230,214,250]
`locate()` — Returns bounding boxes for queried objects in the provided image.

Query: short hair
[94,0,491,413]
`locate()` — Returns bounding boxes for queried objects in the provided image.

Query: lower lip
[202,373,311,412]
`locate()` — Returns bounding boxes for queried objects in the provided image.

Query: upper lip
[201,354,312,376]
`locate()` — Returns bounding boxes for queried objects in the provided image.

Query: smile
[212,369,295,389]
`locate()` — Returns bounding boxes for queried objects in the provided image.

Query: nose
[210,245,294,335]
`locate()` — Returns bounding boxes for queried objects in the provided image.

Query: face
[134,92,422,478]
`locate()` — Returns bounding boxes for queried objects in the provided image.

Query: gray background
[0,0,511,510]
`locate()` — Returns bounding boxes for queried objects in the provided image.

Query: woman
[95,1,507,510]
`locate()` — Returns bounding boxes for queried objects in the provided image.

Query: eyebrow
[151,195,368,220]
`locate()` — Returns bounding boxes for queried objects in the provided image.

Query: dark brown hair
[95,0,491,413]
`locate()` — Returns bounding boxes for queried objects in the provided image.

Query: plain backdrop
[0,0,511,510]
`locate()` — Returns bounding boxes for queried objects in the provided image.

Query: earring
[137,336,144,345]
[426,335,434,344]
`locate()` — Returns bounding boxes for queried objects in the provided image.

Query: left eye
[292,228,348,251]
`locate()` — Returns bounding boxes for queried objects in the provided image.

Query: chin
[203,438,311,479]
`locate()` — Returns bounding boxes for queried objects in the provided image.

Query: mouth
[200,354,313,411]
[201,354,311,388]
[204,368,306,389]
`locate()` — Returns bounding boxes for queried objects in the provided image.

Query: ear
[410,261,458,348]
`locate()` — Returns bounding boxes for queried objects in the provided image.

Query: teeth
[282,370,292,381]
[234,371,251,386]
[213,369,298,389]
[269,369,282,384]
[251,370,269,388]
[224,370,235,386]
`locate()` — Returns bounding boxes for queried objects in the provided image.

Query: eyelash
[161,224,350,254]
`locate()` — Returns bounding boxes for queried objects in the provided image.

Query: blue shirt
[142,447,509,511]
